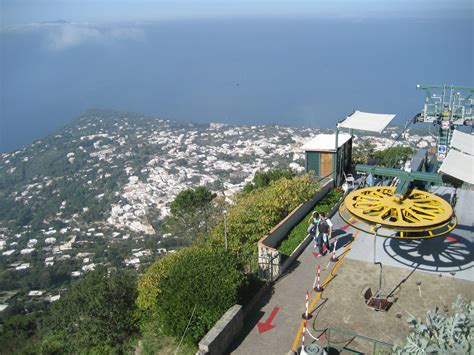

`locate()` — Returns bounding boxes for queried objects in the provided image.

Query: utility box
[302,133,352,186]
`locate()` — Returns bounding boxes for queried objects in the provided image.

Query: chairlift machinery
[339,84,473,239]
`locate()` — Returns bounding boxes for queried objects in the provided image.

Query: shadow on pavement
[332,230,347,238]
[454,223,474,233]
[334,234,354,250]
[383,233,473,272]
[227,284,275,352]
[278,260,302,281]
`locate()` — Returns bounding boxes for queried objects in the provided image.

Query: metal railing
[324,327,393,354]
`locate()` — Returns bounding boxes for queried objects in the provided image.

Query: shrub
[243,168,296,192]
[137,247,247,345]
[393,296,472,354]
[210,174,320,253]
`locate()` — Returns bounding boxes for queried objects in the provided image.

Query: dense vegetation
[352,139,414,167]
[278,189,344,257]
[243,168,296,192]
[163,186,219,245]
[137,247,247,346]
[1,267,139,354]
[42,267,138,353]
[209,173,320,253]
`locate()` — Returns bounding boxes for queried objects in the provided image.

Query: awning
[302,133,352,152]
[338,111,396,133]
[439,149,474,185]
[450,130,474,156]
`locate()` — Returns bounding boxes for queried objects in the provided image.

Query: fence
[324,327,393,354]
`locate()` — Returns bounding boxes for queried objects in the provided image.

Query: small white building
[28,290,45,297]
[15,263,30,270]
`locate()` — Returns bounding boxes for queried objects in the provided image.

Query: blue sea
[1,17,472,152]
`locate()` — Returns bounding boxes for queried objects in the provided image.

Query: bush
[137,247,247,345]
[393,296,472,354]
[243,168,296,193]
[210,174,320,253]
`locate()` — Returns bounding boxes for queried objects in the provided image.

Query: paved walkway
[231,214,359,354]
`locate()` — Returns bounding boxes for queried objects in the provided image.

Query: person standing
[307,211,320,248]
[317,212,332,255]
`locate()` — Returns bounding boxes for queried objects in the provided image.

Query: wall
[197,305,243,355]
[257,179,333,280]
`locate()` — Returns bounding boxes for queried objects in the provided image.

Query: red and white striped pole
[331,239,338,262]
[305,290,309,319]
[301,289,311,320]
[302,318,307,347]
[314,264,323,292]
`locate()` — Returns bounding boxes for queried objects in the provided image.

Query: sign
[257,307,280,333]
[441,120,450,129]
[438,145,447,154]
[437,153,446,161]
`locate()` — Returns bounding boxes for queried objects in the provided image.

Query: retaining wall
[197,305,243,355]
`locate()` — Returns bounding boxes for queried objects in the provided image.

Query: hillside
[0,109,323,294]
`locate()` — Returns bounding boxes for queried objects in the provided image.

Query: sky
[2,0,472,25]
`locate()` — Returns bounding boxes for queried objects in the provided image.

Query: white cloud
[2,22,146,50]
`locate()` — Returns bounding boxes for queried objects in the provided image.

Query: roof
[450,130,474,156]
[439,149,474,185]
[302,133,352,152]
[338,111,396,133]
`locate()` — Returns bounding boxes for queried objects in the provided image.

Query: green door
[306,152,320,176]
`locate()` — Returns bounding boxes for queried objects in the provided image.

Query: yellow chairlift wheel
[344,186,453,229]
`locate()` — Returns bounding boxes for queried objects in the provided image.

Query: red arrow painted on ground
[257,306,280,333]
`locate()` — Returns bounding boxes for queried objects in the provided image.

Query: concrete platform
[230,188,473,354]
[345,188,473,281]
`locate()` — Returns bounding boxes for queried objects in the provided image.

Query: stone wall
[197,305,243,355]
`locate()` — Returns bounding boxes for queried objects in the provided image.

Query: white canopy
[302,133,352,152]
[338,111,396,133]
[450,130,474,156]
[439,149,474,185]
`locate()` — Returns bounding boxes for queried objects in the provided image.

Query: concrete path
[230,215,358,354]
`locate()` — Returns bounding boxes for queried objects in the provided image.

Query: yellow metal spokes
[343,186,453,228]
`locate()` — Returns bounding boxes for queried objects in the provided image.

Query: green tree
[163,186,217,244]
[352,139,376,164]
[394,296,472,354]
[137,247,246,345]
[44,267,138,352]
[375,146,414,168]
[243,168,296,193]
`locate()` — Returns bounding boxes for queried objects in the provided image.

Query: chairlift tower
[415,84,474,166]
